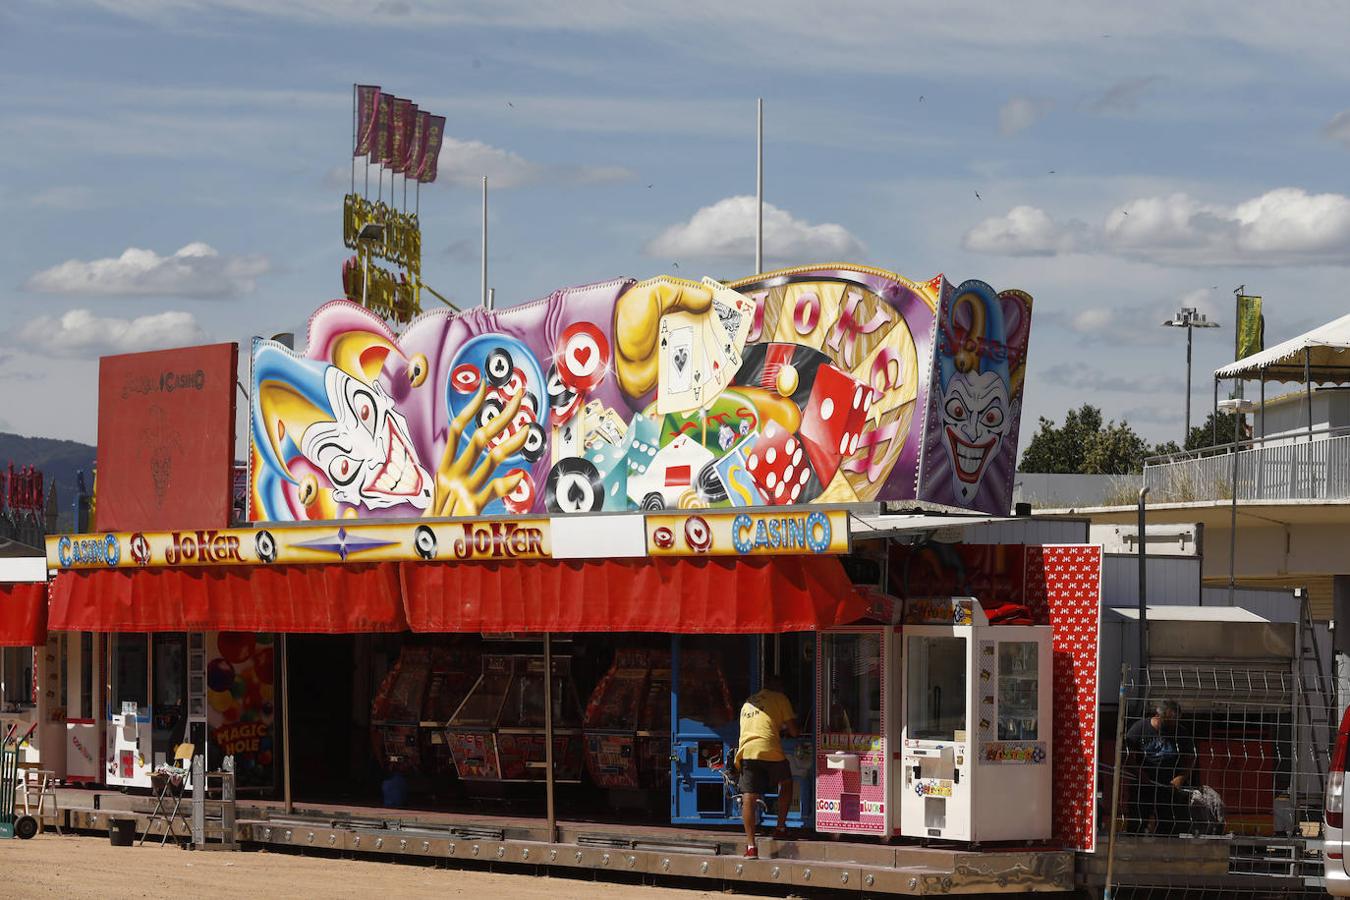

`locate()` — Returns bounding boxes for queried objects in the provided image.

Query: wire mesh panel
[1098,665,1346,899]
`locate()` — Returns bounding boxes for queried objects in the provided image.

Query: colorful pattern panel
[248,264,1029,523]
[1023,544,1102,853]
[917,281,1033,515]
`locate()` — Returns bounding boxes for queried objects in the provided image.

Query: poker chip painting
[545,457,604,514]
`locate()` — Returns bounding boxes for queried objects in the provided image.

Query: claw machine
[815,621,900,836]
[899,597,1052,843]
[107,633,206,789]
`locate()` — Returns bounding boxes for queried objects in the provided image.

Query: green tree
[1017,405,1104,474]
[1019,404,1161,474]
[1184,410,1243,451]
[1082,420,1151,474]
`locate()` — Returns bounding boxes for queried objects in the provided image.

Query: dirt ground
[0,834,724,900]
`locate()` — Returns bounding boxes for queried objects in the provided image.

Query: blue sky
[4,1,1350,450]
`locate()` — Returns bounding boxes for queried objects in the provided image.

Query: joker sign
[940,369,1009,501]
[300,366,433,511]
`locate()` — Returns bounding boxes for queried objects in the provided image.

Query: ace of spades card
[657,309,711,413]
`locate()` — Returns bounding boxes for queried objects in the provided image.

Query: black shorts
[738,758,792,795]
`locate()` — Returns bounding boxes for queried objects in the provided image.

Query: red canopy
[49,564,406,633]
[0,582,48,646]
[401,555,867,634]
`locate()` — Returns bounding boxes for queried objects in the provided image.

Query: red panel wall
[96,343,238,531]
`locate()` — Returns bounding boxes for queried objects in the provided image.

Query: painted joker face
[940,370,1010,501]
[300,367,432,511]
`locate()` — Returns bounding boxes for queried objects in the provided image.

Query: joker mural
[249,265,1033,522]
[917,280,1033,515]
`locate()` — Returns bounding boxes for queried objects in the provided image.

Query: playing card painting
[249,264,1032,522]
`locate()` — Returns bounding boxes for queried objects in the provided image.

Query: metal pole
[755,97,763,274]
[1212,379,1219,447]
[481,176,488,308]
[487,288,495,312]
[1184,322,1193,443]
[351,84,357,195]
[1137,488,1149,670]
[543,633,556,843]
[1229,430,1239,606]
[280,633,293,815]
[1103,664,1130,900]
[1306,348,1314,441]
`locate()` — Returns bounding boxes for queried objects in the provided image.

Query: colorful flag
[354,84,381,157]
[406,110,428,178]
[389,98,414,173]
[1236,294,1264,360]
[417,115,446,183]
[373,92,394,166]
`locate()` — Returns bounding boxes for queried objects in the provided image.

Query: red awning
[401,555,867,634]
[49,564,406,633]
[0,582,48,646]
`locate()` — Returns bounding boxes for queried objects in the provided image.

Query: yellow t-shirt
[737,689,797,762]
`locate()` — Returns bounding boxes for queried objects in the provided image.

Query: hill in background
[0,431,96,518]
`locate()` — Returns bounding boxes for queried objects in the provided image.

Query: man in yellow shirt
[735,675,799,858]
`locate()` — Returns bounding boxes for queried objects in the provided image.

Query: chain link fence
[1097,665,1345,899]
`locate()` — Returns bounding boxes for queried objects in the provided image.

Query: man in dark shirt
[1124,699,1194,835]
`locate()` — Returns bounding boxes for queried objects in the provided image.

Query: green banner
[1236,294,1264,360]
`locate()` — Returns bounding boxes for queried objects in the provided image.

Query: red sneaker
[772,827,789,841]
[743,845,758,859]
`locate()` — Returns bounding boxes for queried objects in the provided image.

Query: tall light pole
[1161,307,1219,444]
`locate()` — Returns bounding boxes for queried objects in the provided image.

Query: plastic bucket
[108,818,136,847]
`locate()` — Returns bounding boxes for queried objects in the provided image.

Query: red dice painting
[799,363,873,485]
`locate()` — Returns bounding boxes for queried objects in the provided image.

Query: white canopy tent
[1212,312,1350,443]
[1215,312,1350,384]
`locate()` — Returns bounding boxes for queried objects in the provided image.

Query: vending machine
[814,623,901,837]
[899,597,1052,844]
[107,633,206,789]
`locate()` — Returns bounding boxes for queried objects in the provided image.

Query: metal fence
[1142,430,1350,504]
[1098,665,1346,899]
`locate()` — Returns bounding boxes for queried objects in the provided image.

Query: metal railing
[1142,427,1350,503]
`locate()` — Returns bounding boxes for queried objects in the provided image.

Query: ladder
[1293,587,1331,821]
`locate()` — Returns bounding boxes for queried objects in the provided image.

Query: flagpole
[755,97,763,274]
[481,176,489,308]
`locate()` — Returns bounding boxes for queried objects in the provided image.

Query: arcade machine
[814,619,900,837]
[107,633,206,789]
[899,597,1053,844]
[583,648,671,793]
[372,643,479,776]
[670,636,814,829]
[445,654,585,784]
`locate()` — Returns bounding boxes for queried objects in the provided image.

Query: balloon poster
[207,632,276,789]
[249,264,1032,522]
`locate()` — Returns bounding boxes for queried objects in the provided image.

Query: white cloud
[998,97,1053,136]
[437,137,631,189]
[18,309,208,358]
[646,196,864,261]
[1323,111,1350,148]
[966,188,1350,267]
[1106,188,1350,266]
[963,205,1087,256]
[24,243,270,298]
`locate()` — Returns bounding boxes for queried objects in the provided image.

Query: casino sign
[47,510,851,571]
